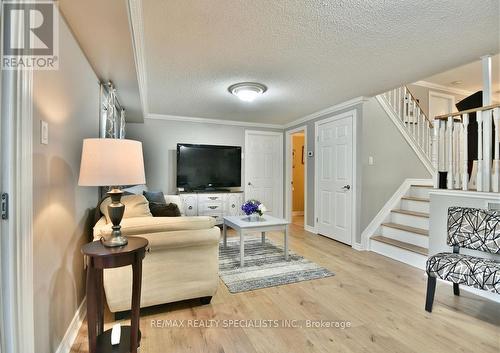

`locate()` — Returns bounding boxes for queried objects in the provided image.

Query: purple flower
[241,199,262,215]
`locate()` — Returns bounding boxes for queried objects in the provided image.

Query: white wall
[126,118,281,194]
[32,16,99,353]
[429,191,500,303]
[407,83,467,118]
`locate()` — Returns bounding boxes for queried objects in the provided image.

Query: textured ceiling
[59,0,143,122]
[424,54,500,100]
[142,0,499,125]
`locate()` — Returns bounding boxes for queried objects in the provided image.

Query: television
[176,144,242,190]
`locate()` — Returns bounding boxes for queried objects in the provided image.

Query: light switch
[40,120,48,145]
[368,156,374,165]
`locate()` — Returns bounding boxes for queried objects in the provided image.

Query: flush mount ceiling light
[228,82,267,102]
[451,80,463,85]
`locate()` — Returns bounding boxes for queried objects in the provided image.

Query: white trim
[314,109,358,247]
[284,96,368,129]
[146,113,283,129]
[376,95,435,175]
[429,189,500,199]
[54,298,87,353]
[413,81,473,97]
[0,67,35,352]
[361,178,433,250]
[352,242,365,251]
[285,125,308,228]
[244,130,284,218]
[304,225,317,234]
[127,0,149,117]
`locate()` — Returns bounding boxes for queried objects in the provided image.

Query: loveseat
[93,194,220,313]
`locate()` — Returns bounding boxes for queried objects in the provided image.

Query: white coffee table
[223,215,290,267]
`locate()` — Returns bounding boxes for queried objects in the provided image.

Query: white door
[429,91,456,120]
[315,113,353,245]
[245,131,283,218]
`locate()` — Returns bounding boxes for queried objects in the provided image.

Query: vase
[249,213,260,222]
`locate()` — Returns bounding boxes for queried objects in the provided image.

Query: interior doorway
[285,126,307,229]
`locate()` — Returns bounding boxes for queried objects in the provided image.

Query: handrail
[434,103,500,120]
[405,86,434,128]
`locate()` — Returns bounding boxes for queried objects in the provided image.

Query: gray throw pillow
[143,191,166,204]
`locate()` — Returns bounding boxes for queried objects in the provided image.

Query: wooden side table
[82,237,148,353]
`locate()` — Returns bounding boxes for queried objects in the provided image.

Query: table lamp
[78,138,146,247]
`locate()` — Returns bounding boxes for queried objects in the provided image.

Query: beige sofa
[93,194,220,313]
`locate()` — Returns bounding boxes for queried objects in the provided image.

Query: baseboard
[438,279,500,303]
[352,242,365,251]
[55,297,86,353]
[304,225,317,234]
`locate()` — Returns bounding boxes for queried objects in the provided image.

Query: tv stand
[178,191,244,225]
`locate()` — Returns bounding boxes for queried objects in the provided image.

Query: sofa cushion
[427,252,500,294]
[100,194,152,223]
[143,190,166,204]
[95,216,216,236]
[149,202,181,217]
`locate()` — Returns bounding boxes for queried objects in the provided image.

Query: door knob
[342,185,351,190]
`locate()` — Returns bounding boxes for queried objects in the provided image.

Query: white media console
[179,191,244,225]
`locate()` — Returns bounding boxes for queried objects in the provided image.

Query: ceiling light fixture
[451,80,463,85]
[228,82,267,102]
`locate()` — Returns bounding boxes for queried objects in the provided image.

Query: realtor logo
[2,1,59,70]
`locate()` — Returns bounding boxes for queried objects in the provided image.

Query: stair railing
[379,86,435,169]
[434,104,500,192]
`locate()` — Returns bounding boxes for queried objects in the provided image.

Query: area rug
[219,236,334,293]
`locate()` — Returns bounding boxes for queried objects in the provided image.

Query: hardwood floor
[71,224,500,353]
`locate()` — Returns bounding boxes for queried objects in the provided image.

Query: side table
[81,237,148,353]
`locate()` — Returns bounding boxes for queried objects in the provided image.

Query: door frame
[0,52,35,353]
[244,130,284,218]
[314,109,358,247]
[285,126,307,226]
[428,91,456,119]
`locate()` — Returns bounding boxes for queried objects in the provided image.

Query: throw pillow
[149,202,182,217]
[143,190,166,204]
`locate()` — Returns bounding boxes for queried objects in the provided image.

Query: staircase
[376,86,436,175]
[369,182,432,269]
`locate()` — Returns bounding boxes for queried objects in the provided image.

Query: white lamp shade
[78,138,146,187]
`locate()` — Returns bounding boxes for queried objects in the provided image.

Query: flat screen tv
[176,144,241,190]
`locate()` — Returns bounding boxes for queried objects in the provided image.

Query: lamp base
[102,188,128,247]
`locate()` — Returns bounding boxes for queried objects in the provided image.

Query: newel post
[492,108,500,192]
[462,114,469,190]
[432,120,440,188]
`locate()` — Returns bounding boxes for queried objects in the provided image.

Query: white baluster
[492,108,500,192]
[462,114,469,190]
[454,121,461,189]
[432,120,440,188]
[447,116,454,189]
[477,111,483,192]
[483,109,492,191]
[397,87,402,117]
[416,108,421,147]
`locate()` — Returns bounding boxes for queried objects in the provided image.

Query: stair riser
[390,213,429,230]
[381,227,429,248]
[370,240,427,270]
[401,199,429,213]
[408,187,432,199]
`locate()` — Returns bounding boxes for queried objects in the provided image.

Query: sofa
[93,194,221,313]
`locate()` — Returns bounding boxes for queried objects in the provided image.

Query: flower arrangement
[241,199,267,216]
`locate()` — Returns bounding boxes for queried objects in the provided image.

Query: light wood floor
[71,224,500,353]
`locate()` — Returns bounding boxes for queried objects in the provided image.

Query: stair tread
[410,184,433,188]
[371,235,429,256]
[382,222,428,236]
[391,209,429,218]
[401,196,430,202]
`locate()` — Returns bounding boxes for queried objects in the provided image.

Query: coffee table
[223,215,290,267]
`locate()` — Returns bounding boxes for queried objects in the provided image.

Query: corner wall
[32,16,99,353]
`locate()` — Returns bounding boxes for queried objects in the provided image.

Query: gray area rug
[219,236,334,293]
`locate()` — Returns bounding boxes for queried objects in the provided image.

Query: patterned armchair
[425,207,500,312]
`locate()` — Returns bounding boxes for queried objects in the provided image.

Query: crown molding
[283,96,368,129]
[413,81,474,97]
[146,113,284,129]
[127,0,149,117]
